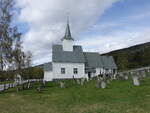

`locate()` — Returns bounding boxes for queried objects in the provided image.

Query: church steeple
[61,18,74,51]
[61,18,74,41]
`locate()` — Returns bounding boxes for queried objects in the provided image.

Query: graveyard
[0,72,150,113]
[0,0,150,113]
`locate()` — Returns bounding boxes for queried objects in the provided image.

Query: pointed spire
[61,17,74,41]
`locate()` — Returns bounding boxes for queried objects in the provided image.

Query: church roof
[52,45,117,69]
[61,20,74,41]
[84,52,117,69]
[100,56,117,69]
[44,62,52,71]
[52,45,85,63]
[84,52,103,68]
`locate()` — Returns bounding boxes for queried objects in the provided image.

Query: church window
[61,68,65,74]
[73,68,78,74]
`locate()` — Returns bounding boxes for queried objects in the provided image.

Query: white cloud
[15,0,120,65]
[78,28,150,54]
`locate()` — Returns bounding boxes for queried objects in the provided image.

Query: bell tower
[61,19,74,51]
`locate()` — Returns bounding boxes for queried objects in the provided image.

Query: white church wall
[62,40,73,51]
[53,62,85,79]
[100,68,105,74]
[44,71,53,81]
[91,72,96,78]
[95,68,104,76]
[85,73,89,79]
[96,68,100,76]
[103,69,113,74]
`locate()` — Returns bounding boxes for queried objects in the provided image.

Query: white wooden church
[44,20,117,81]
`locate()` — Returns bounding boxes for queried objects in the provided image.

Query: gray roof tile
[45,45,117,70]
[52,45,85,63]
[44,62,52,71]
[84,52,103,68]
[100,56,117,69]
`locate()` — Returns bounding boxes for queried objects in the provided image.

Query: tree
[12,38,33,79]
[0,0,19,70]
[0,0,32,80]
[12,40,25,75]
[116,53,128,70]
[20,51,32,79]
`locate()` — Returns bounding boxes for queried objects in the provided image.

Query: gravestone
[113,73,116,80]
[96,75,107,89]
[106,77,110,84]
[27,82,30,89]
[60,81,65,88]
[76,79,81,85]
[80,78,85,85]
[96,79,101,88]
[105,74,110,84]
[118,73,124,80]
[110,74,114,81]
[132,73,140,86]
[36,87,42,93]
[124,73,129,80]
[141,71,146,78]
[101,80,106,89]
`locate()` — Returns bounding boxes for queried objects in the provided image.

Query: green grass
[1,77,150,113]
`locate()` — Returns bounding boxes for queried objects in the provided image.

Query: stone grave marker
[132,72,140,86]
[60,81,65,88]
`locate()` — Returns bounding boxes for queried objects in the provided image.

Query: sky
[14,0,150,65]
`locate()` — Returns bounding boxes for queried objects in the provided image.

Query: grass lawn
[1,77,150,113]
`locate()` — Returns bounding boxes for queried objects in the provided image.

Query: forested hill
[103,42,150,70]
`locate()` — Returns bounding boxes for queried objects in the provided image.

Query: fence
[0,79,42,92]
[118,66,150,74]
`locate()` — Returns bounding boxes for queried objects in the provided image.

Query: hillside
[103,42,150,70]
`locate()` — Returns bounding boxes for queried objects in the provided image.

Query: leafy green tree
[0,0,32,80]
[0,0,15,70]
[116,53,128,70]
